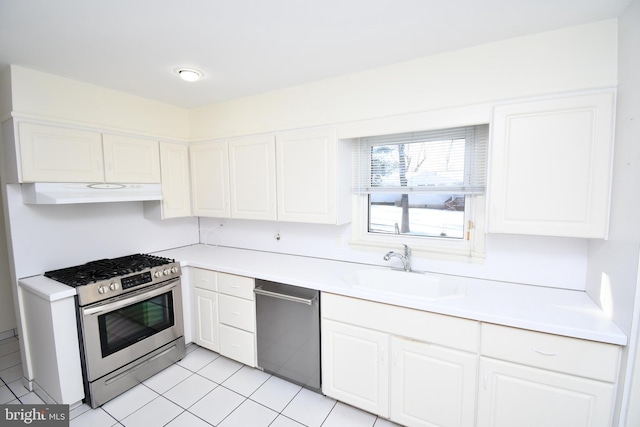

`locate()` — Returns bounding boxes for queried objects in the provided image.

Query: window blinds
[353,124,488,194]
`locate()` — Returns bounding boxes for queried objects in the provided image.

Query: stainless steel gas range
[44,254,186,408]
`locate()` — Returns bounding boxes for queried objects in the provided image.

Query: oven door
[79,278,184,381]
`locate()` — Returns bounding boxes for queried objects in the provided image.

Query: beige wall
[189,19,618,140]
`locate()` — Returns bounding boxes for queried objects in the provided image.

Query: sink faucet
[383,244,412,272]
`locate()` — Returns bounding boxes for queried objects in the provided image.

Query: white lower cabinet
[193,288,219,352]
[477,358,615,427]
[321,293,479,427]
[322,319,389,417]
[477,323,619,427]
[190,267,257,367]
[391,337,477,427]
[217,272,256,367]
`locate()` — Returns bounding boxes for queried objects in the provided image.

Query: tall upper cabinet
[190,141,230,217]
[228,134,277,221]
[276,127,351,225]
[487,91,615,239]
[154,142,191,219]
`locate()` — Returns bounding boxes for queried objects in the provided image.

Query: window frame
[350,193,486,261]
[348,124,488,262]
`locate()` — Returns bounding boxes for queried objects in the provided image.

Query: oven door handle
[82,279,179,316]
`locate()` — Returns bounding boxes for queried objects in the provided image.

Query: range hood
[21,183,163,204]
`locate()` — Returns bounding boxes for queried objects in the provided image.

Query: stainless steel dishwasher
[254,279,321,392]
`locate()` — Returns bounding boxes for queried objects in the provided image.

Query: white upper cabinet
[102,134,160,183]
[157,142,191,218]
[228,134,277,220]
[487,91,615,238]
[276,127,351,224]
[18,122,104,183]
[190,141,230,217]
[17,122,162,184]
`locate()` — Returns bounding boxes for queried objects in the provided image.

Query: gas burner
[44,254,175,287]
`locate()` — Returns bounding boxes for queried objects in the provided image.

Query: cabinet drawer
[481,323,620,382]
[322,293,478,352]
[219,324,255,367]
[218,273,254,299]
[218,294,255,332]
[193,268,217,292]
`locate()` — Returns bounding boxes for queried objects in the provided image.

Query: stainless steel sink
[342,268,467,301]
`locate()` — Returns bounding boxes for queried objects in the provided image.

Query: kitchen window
[351,124,488,261]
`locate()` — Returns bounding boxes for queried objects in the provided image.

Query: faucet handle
[403,244,411,256]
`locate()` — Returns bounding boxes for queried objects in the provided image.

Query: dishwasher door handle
[254,285,316,306]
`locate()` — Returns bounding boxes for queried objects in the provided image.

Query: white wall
[199,218,588,289]
[190,20,619,290]
[584,1,640,425]
[190,19,618,140]
[5,185,199,279]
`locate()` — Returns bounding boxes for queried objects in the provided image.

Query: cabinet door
[18,122,104,183]
[193,288,219,352]
[488,92,615,238]
[477,358,615,427]
[322,319,389,417]
[190,141,230,217]
[228,134,277,220]
[276,127,338,224]
[157,142,191,218]
[391,337,476,427]
[102,134,160,183]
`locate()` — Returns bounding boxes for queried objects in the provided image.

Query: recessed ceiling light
[175,67,203,82]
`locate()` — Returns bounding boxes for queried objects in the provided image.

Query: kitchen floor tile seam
[1,381,22,404]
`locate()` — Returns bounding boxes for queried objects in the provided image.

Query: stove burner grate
[44,254,175,287]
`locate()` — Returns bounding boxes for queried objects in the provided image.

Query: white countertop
[156,244,627,346]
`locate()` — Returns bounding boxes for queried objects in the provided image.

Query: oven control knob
[171,266,178,274]
[154,271,162,278]
[98,286,109,294]
[109,282,119,291]
[163,269,170,276]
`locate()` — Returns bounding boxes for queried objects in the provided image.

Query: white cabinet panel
[193,288,219,352]
[391,337,476,427]
[156,142,191,218]
[228,134,277,220]
[219,324,255,367]
[190,141,230,217]
[102,134,160,183]
[18,122,104,183]
[218,294,255,333]
[276,127,351,224]
[488,92,615,238]
[322,319,389,417]
[477,357,615,427]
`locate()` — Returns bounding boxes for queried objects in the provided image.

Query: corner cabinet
[150,142,191,219]
[16,122,161,184]
[477,324,619,427]
[276,127,351,224]
[322,293,479,427]
[487,91,615,238]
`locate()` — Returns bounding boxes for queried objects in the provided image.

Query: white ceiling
[0,0,631,109]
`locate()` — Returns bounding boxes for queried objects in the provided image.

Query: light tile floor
[0,337,402,427]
